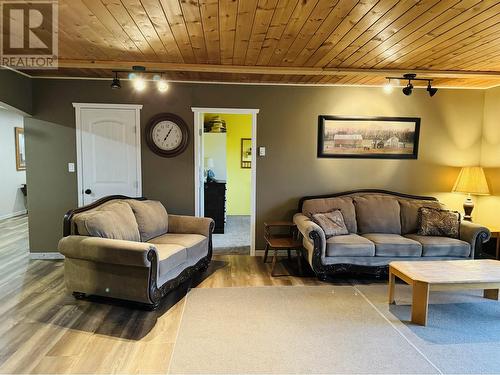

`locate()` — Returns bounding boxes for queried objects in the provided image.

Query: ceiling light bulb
[133,76,146,91]
[383,81,393,94]
[128,72,137,80]
[157,79,169,93]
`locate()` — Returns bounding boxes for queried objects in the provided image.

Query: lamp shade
[452,166,490,195]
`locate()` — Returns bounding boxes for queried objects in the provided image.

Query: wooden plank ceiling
[22,0,500,87]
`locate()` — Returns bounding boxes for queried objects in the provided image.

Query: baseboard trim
[0,210,27,221]
[30,252,64,260]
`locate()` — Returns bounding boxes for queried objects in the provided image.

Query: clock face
[152,120,183,151]
[146,113,189,158]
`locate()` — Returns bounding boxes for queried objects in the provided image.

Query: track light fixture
[111,66,170,94]
[384,73,438,97]
[402,82,413,96]
[110,71,121,89]
[427,81,438,97]
[383,79,394,94]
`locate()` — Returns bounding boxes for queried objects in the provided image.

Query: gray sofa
[294,190,491,280]
[58,195,214,309]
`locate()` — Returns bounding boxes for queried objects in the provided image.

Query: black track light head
[427,82,438,97]
[111,72,121,89]
[402,82,413,96]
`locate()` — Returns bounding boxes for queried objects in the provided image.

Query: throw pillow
[126,200,169,241]
[417,207,461,239]
[311,210,349,238]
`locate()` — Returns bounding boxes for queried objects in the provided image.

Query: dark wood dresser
[204,181,226,234]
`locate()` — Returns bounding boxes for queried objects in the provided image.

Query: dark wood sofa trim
[63,195,214,310]
[298,189,438,212]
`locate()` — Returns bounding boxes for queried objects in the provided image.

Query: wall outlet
[68,163,75,173]
[259,147,266,157]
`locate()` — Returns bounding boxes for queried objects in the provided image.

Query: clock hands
[163,126,174,142]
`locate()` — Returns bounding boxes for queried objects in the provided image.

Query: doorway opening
[192,108,259,256]
[0,104,28,257]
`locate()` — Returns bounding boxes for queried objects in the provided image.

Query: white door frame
[73,103,143,207]
[192,107,259,256]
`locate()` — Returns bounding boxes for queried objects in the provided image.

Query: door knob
[84,189,92,195]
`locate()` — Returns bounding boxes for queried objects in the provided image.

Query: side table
[490,228,500,260]
[264,221,303,277]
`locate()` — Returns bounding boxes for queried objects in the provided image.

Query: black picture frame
[317,115,420,159]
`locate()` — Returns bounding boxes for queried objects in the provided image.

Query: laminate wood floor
[0,215,323,374]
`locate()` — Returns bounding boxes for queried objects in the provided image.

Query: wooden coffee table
[389,260,500,326]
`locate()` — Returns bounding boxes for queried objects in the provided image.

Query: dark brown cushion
[399,199,444,234]
[417,207,461,239]
[311,210,349,238]
[353,196,401,234]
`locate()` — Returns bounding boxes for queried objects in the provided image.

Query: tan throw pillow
[311,210,349,238]
[74,202,140,241]
[417,207,461,239]
[126,200,168,241]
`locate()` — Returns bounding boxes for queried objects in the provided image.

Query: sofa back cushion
[126,200,168,241]
[302,196,357,233]
[353,196,401,234]
[399,199,444,234]
[73,201,140,241]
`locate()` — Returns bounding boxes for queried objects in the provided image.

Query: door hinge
[199,128,202,136]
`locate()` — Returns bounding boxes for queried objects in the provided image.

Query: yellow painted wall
[477,86,500,230]
[204,113,252,215]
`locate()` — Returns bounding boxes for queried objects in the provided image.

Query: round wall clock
[145,113,189,157]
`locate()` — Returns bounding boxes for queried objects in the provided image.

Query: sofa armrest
[58,236,157,267]
[293,213,326,257]
[460,221,491,258]
[168,215,214,237]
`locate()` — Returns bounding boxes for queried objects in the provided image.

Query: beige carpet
[169,286,439,374]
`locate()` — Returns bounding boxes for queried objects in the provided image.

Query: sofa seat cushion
[126,200,169,242]
[405,234,471,257]
[326,234,375,257]
[362,233,422,257]
[149,233,209,264]
[155,244,187,276]
[353,196,402,234]
[73,201,140,242]
[302,196,357,233]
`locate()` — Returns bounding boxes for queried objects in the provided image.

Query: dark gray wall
[26,79,485,252]
[0,69,32,114]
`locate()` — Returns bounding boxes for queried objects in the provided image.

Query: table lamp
[204,157,215,182]
[452,166,490,221]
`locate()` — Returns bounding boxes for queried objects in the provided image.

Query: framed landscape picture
[317,116,420,159]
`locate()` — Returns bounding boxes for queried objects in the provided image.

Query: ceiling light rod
[385,73,433,82]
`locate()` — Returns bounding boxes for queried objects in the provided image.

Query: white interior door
[76,105,142,206]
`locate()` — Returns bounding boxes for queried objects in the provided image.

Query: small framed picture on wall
[15,127,26,171]
[241,138,252,169]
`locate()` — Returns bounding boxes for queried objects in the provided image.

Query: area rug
[169,286,440,374]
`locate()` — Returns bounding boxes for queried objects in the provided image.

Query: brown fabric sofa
[58,196,214,309]
[294,190,491,280]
